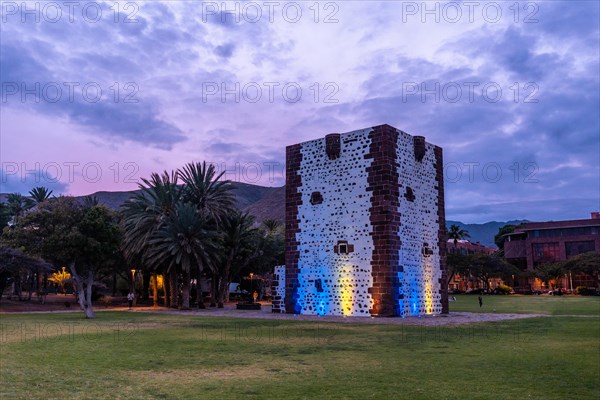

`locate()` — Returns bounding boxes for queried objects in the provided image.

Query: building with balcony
[504,212,600,291]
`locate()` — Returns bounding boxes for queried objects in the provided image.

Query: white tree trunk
[85,271,95,318]
[69,262,96,319]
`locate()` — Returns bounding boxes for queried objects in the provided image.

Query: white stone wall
[294,128,374,316]
[272,265,286,312]
[396,131,443,315]
[282,126,443,317]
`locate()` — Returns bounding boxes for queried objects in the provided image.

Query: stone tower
[272,124,447,317]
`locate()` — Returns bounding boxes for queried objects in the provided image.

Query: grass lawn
[1,308,599,399]
[450,294,600,315]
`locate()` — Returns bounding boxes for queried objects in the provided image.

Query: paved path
[3,303,578,326]
[119,305,547,326]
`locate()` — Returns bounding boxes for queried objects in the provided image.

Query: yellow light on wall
[424,283,433,315]
[155,275,164,290]
[340,269,353,316]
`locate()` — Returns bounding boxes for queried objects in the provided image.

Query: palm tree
[212,211,259,307]
[28,186,53,205]
[121,171,181,307]
[147,203,217,309]
[6,193,33,225]
[447,224,470,253]
[82,195,99,208]
[177,161,235,306]
[0,202,11,227]
[262,218,281,236]
[177,161,235,223]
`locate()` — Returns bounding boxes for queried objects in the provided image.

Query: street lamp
[131,269,136,292]
[249,273,254,303]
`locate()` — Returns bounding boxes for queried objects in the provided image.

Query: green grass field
[1,298,599,399]
[450,294,600,315]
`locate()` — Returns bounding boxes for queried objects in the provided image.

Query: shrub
[494,284,513,295]
[575,286,596,296]
[466,288,484,294]
[99,295,113,307]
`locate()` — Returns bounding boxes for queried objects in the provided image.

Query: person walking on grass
[478,294,483,308]
[127,292,134,309]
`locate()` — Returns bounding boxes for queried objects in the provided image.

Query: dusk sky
[1,1,599,223]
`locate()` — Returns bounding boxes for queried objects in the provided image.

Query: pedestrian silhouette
[127,292,134,309]
[478,295,483,308]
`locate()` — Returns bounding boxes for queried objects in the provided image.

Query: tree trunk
[163,274,170,307]
[0,275,6,304]
[196,275,205,309]
[142,271,151,300]
[169,269,178,309]
[217,278,228,308]
[225,283,231,302]
[27,273,33,301]
[70,263,96,319]
[152,274,158,307]
[181,272,190,310]
[210,277,217,307]
[112,273,117,296]
[217,257,233,308]
[15,273,22,301]
[195,266,205,309]
[85,271,95,318]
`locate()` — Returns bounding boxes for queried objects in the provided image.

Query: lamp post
[131,269,136,289]
[569,272,573,293]
[131,269,136,303]
[249,272,254,303]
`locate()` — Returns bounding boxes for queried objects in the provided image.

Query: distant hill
[0,182,284,224]
[244,186,285,222]
[1,185,527,246]
[445,220,529,249]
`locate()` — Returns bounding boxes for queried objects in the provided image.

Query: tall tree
[558,251,599,288]
[28,186,54,205]
[0,245,51,303]
[446,253,470,286]
[4,197,121,318]
[146,203,217,309]
[212,211,260,307]
[6,193,33,225]
[468,253,520,289]
[494,224,518,250]
[0,202,11,228]
[82,195,99,208]
[535,262,566,290]
[121,171,181,307]
[447,224,470,252]
[262,219,282,236]
[178,161,235,223]
[177,161,235,306]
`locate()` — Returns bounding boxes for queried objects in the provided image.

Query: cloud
[0,168,68,195]
[215,43,236,58]
[447,198,600,224]
[1,1,598,222]
[0,7,188,149]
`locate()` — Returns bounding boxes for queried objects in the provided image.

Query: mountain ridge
[1,184,528,248]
